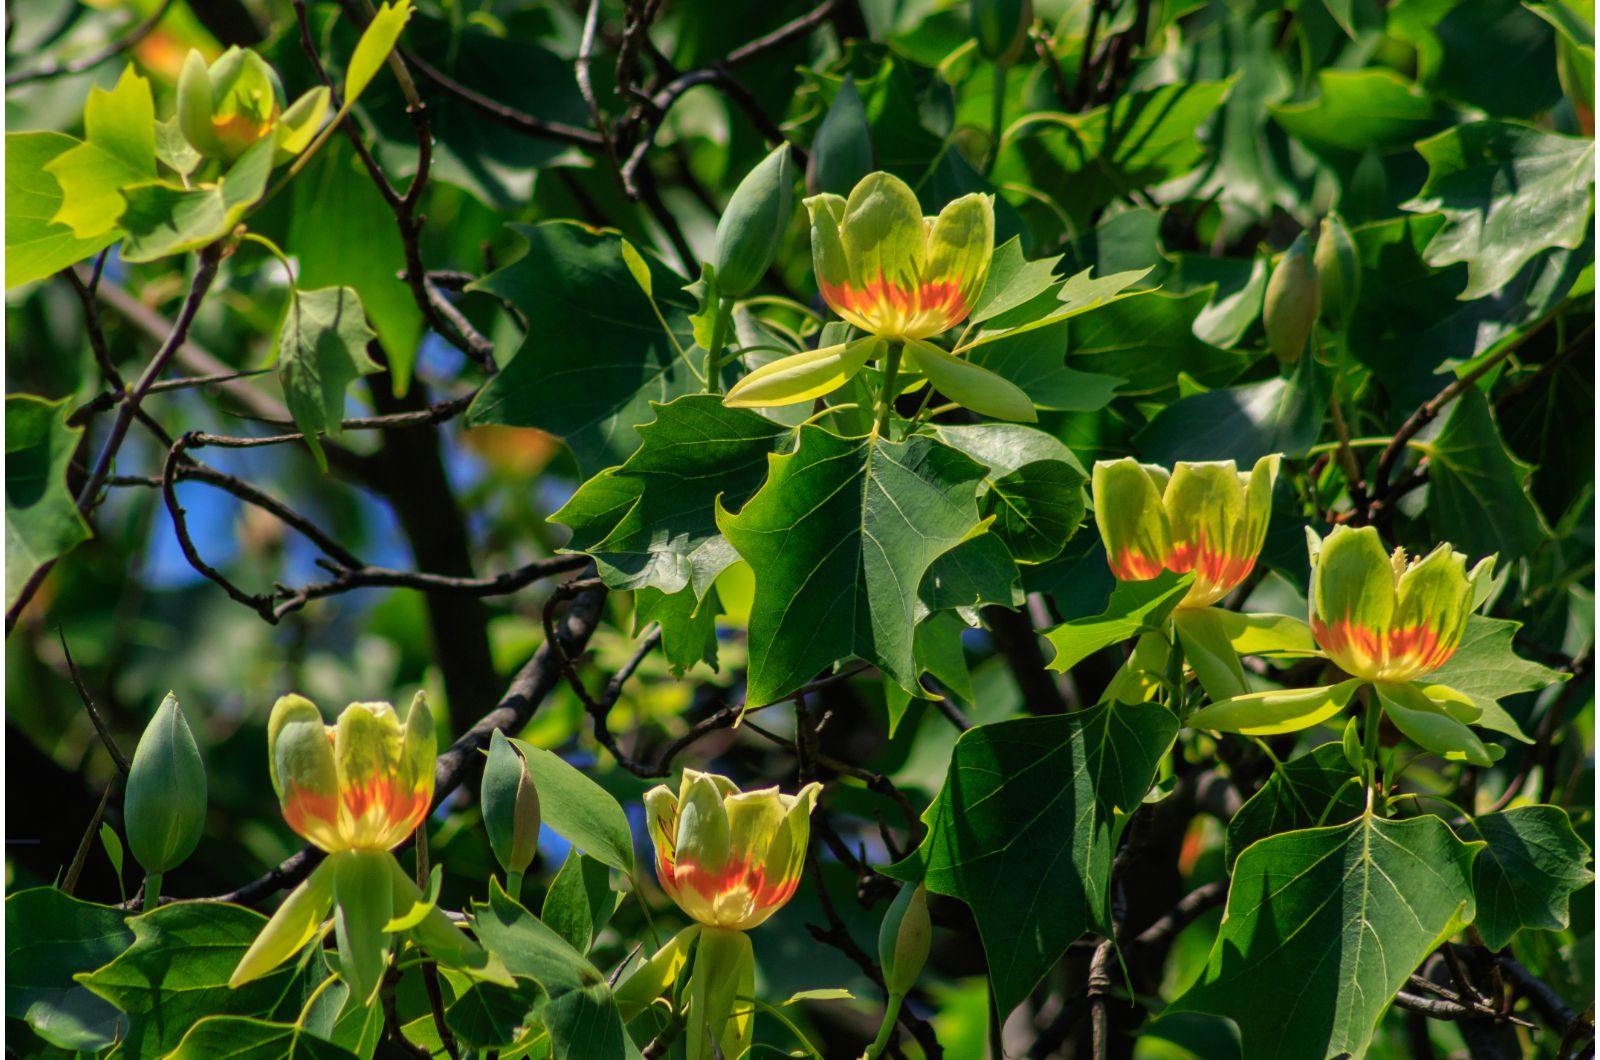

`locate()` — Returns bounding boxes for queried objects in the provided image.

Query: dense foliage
[4,0,1595,1058]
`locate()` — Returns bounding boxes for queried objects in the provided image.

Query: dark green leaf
[509,740,634,873]
[918,531,1024,617]
[636,583,722,675]
[932,423,1086,563]
[445,980,544,1051]
[717,427,986,706]
[466,223,700,475]
[965,319,1126,412]
[542,850,620,955]
[6,395,91,610]
[1064,289,1245,395]
[1136,354,1326,466]
[76,900,302,1055]
[1269,70,1442,161]
[1427,615,1566,735]
[167,1015,361,1059]
[275,287,381,471]
[1460,805,1595,950]
[551,395,791,598]
[1225,744,1364,869]
[885,702,1178,1015]
[1425,385,1550,561]
[4,887,131,1052]
[1174,813,1481,1060]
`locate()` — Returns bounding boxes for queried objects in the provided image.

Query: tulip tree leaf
[965,319,1126,412]
[4,888,132,1052]
[1426,615,1567,735]
[76,901,304,1056]
[970,237,1063,323]
[471,881,634,1060]
[6,395,92,611]
[466,223,701,475]
[1136,353,1326,466]
[167,1015,361,1059]
[919,531,1024,617]
[445,981,544,1051]
[118,138,275,263]
[1064,289,1245,395]
[1042,570,1193,673]
[1458,805,1595,950]
[1403,122,1595,300]
[509,740,634,873]
[42,65,156,240]
[5,132,119,288]
[999,80,1235,229]
[1268,69,1442,160]
[931,423,1087,563]
[716,427,987,707]
[1224,744,1364,869]
[551,395,792,598]
[635,583,722,675]
[1173,813,1482,1060]
[1424,385,1550,561]
[542,850,621,955]
[884,702,1179,1016]
[275,286,382,472]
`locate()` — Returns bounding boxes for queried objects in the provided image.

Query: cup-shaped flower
[1092,455,1279,609]
[1308,526,1476,684]
[268,692,435,854]
[808,171,994,342]
[178,47,329,162]
[644,770,821,931]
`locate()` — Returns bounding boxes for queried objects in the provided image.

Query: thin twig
[6,0,176,87]
[57,628,132,774]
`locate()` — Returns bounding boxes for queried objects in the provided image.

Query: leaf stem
[142,870,163,912]
[875,343,905,438]
[1361,687,1383,811]
[862,992,904,1060]
[705,296,734,394]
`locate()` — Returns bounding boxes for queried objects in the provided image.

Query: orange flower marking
[1168,538,1258,606]
[1310,616,1457,683]
[1109,548,1166,581]
[819,273,971,340]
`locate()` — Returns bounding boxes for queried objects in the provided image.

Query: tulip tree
[3,1,1594,1058]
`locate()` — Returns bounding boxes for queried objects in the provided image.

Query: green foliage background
[3,0,1595,1057]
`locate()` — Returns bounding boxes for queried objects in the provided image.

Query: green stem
[875,343,905,438]
[987,63,1008,175]
[142,871,162,913]
[705,295,734,394]
[505,870,524,901]
[864,993,905,1060]
[1361,687,1383,811]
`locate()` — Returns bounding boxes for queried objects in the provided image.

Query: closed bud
[178,46,325,163]
[713,145,795,298]
[1314,214,1360,330]
[972,0,1033,66]
[878,883,931,996]
[1264,233,1321,364]
[482,730,541,877]
[124,693,207,874]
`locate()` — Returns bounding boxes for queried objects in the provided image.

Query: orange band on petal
[1311,616,1457,683]
[1110,548,1166,581]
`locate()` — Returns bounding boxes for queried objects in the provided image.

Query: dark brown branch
[6,0,176,87]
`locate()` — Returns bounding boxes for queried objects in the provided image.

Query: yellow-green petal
[331,850,395,1007]
[1375,681,1494,766]
[1188,679,1363,736]
[268,694,342,852]
[905,339,1035,421]
[1092,458,1172,581]
[723,337,879,408]
[229,856,335,988]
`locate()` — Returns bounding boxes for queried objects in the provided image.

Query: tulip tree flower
[178,47,329,163]
[631,769,821,1060]
[1190,526,1501,767]
[724,171,1035,424]
[230,693,506,1006]
[1092,455,1293,705]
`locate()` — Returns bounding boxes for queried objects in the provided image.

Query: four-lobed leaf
[885,702,1179,1016]
[1459,805,1594,950]
[717,427,987,706]
[1174,813,1483,1060]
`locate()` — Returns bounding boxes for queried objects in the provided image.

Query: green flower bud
[877,882,931,997]
[1264,232,1321,365]
[124,693,207,875]
[1314,214,1360,330]
[481,730,541,878]
[972,0,1033,66]
[177,47,290,161]
[712,145,795,298]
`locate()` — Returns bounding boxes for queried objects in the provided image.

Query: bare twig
[57,628,132,774]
